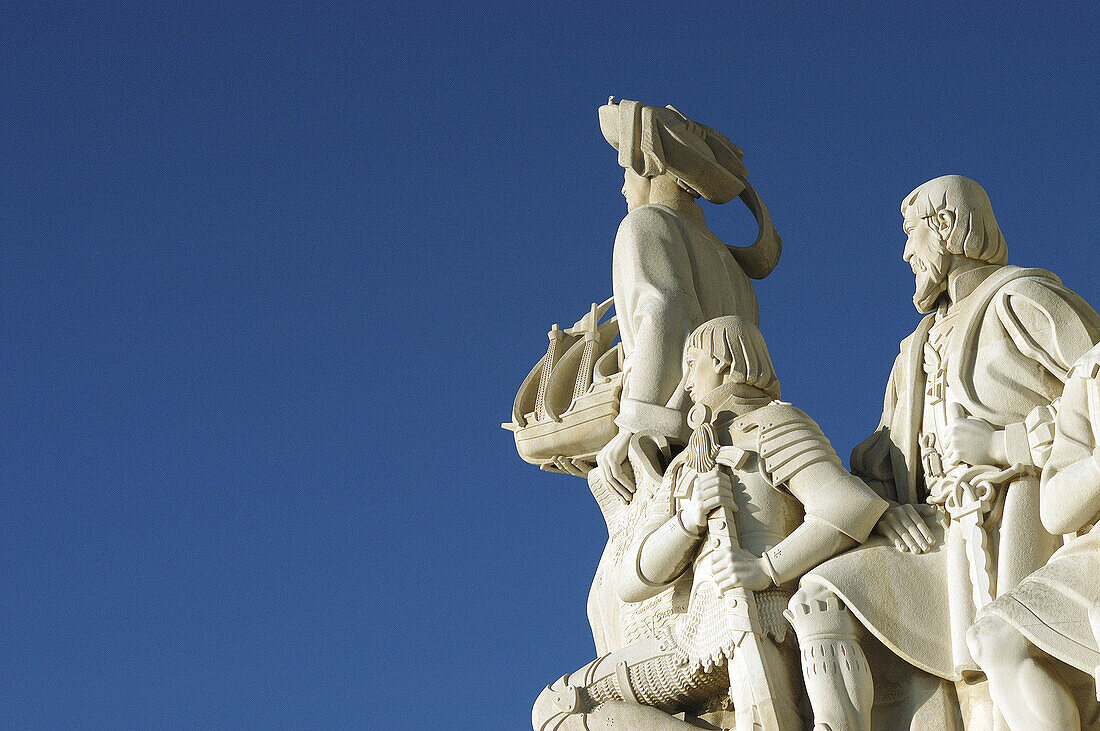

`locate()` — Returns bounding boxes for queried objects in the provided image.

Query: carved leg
[966,614,1079,730]
[533,687,709,731]
[727,636,804,731]
[786,582,873,731]
[532,638,727,731]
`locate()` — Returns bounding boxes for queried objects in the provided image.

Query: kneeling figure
[533,316,888,730]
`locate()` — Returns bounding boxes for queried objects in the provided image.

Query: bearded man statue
[785,175,1100,730]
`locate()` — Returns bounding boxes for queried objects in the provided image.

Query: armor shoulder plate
[747,402,842,486]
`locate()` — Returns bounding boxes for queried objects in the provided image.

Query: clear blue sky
[2,2,1098,727]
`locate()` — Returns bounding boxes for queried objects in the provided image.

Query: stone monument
[505,100,1100,730]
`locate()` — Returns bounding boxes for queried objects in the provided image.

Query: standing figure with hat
[592,98,782,504]
[532,316,888,730]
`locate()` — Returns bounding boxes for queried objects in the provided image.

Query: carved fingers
[712,548,772,593]
[681,471,733,533]
[943,405,1006,468]
[551,456,590,478]
[596,428,636,502]
[874,503,936,553]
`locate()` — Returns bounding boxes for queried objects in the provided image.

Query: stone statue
[785,175,1100,730]
[509,102,1100,731]
[505,100,783,663]
[593,98,781,503]
[968,340,1100,729]
[532,316,888,731]
[581,100,785,662]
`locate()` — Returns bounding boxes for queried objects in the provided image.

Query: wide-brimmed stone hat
[598,97,749,204]
[599,98,782,279]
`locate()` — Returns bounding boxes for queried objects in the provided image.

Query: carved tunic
[980,344,1100,676]
[612,204,757,441]
[807,265,1100,680]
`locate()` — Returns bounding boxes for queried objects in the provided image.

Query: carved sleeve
[616,463,698,603]
[997,279,1100,383]
[758,404,889,542]
[1004,403,1058,468]
[611,206,698,439]
[762,518,855,587]
[998,278,1100,466]
[1040,352,1100,535]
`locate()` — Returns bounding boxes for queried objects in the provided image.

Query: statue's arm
[1041,357,1100,535]
[612,206,696,440]
[617,512,700,603]
[616,468,731,603]
[997,279,1100,466]
[757,406,890,583]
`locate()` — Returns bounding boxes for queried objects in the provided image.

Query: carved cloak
[982,344,1100,676]
[805,265,1100,680]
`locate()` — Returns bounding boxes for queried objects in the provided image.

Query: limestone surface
[506,102,1100,730]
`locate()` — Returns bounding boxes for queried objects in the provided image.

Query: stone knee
[785,582,861,641]
[785,582,873,731]
[967,614,1029,672]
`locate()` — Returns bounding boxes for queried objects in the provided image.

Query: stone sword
[687,403,784,731]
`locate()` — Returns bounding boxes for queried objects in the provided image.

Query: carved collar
[947,264,1001,307]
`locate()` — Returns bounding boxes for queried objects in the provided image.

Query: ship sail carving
[504,297,622,475]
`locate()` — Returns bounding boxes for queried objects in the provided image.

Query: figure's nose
[903,237,914,262]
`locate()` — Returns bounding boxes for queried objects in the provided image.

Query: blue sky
[2,2,1098,727]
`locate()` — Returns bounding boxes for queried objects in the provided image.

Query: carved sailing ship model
[502,297,621,476]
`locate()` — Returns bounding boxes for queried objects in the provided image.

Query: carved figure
[968,341,1100,729]
[532,316,887,730]
[541,100,785,660]
[593,98,781,503]
[786,175,1100,729]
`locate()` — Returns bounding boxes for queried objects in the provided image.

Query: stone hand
[680,470,734,534]
[943,404,1007,468]
[874,503,937,553]
[712,547,772,593]
[596,427,636,502]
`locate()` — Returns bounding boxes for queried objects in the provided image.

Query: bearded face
[903,214,951,313]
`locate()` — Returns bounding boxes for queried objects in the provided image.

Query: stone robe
[982,342,1100,677]
[805,265,1100,680]
[612,204,757,442]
